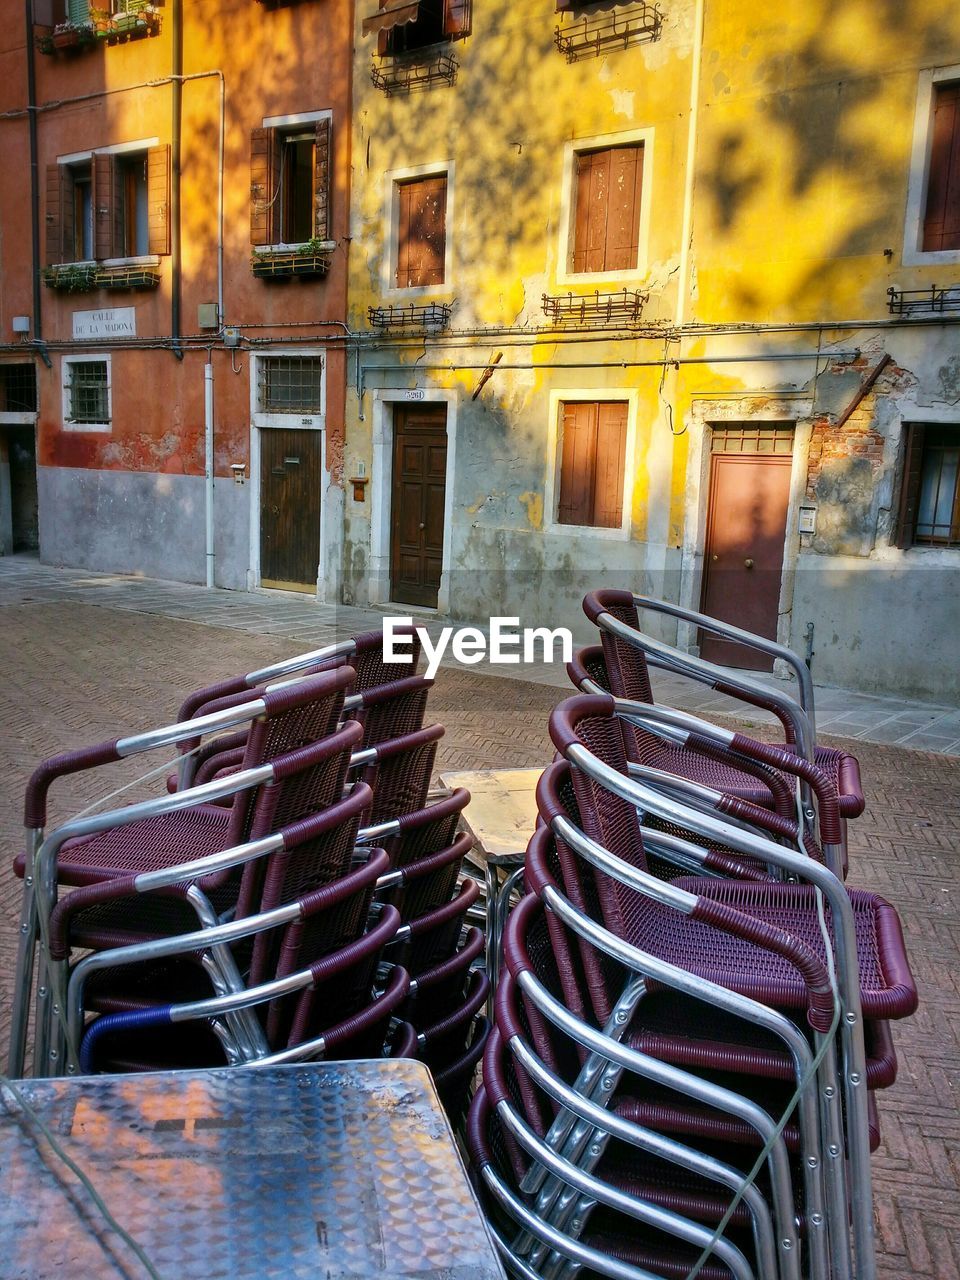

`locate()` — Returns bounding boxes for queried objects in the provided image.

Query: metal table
[0,1059,506,1279]
[440,767,541,993]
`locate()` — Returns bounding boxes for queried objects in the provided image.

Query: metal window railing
[257,356,324,414]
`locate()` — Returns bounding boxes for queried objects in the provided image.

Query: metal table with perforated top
[0,1060,506,1279]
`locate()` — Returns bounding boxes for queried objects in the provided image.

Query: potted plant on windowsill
[251,237,332,280]
[42,264,100,293]
[49,19,96,50]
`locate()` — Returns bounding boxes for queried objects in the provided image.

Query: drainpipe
[204,357,215,587]
[24,0,41,342]
[170,0,183,359]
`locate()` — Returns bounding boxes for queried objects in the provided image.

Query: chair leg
[7,831,41,1076]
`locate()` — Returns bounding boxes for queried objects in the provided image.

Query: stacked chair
[467,595,919,1280]
[7,628,489,1125]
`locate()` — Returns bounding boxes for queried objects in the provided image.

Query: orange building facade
[0,0,352,595]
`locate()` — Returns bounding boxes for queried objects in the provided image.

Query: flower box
[42,265,100,294]
[251,250,331,280]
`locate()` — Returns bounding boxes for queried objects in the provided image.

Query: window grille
[68,361,109,424]
[711,425,794,455]
[0,365,38,414]
[258,356,324,413]
[914,429,960,547]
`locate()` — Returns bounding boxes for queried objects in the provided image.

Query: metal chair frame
[557,741,878,1280]
[66,847,398,1072]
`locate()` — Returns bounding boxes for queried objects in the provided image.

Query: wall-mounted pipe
[204,358,215,588]
[24,0,41,342]
[170,0,183,359]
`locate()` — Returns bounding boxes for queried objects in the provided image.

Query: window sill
[556,267,647,288]
[546,521,631,542]
[901,247,960,268]
[63,421,111,433]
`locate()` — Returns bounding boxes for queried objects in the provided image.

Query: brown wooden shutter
[555,0,575,9]
[33,0,58,26]
[93,153,115,260]
[895,423,925,548]
[557,402,598,525]
[147,144,171,256]
[45,163,65,265]
[605,145,642,271]
[443,0,471,39]
[573,150,608,273]
[594,401,627,527]
[313,118,331,241]
[923,82,960,252]
[573,145,642,273]
[396,175,446,287]
[250,127,279,246]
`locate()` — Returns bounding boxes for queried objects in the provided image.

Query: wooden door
[259,428,322,592]
[390,405,447,607]
[699,431,794,671]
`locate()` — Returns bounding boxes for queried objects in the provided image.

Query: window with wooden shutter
[897,423,960,547]
[572,144,643,274]
[250,127,279,246]
[369,0,469,54]
[395,174,446,288]
[557,400,628,528]
[922,82,960,252]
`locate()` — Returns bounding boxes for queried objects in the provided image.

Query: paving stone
[1,556,959,1274]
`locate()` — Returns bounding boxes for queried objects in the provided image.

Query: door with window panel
[257,357,324,593]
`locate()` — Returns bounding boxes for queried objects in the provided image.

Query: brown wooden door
[699,447,793,671]
[260,428,322,592]
[390,405,447,607]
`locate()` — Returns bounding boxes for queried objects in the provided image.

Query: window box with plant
[251,239,333,280]
[37,20,97,53]
[250,116,334,281]
[42,264,100,293]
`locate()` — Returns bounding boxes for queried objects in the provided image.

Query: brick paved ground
[0,591,958,1275]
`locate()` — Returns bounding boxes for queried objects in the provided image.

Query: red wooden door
[391,405,447,608]
[699,445,793,671]
[260,428,322,592]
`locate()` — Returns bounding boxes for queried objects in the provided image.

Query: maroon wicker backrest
[354,675,433,748]
[385,787,470,868]
[391,831,473,922]
[224,667,355,846]
[246,781,374,985]
[265,846,392,1047]
[360,723,444,824]
[350,626,423,688]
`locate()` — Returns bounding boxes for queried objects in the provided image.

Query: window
[62,357,111,431]
[0,365,38,416]
[922,82,960,252]
[46,147,170,266]
[395,174,447,288]
[362,0,470,55]
[258,357,325,414]
[117,153,149,257]
[250,116,331,249]
[904,66,960,264]
[897,424,960,548]
[556,400,628,528]
[572,144,643,274]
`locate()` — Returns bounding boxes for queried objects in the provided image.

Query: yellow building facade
[342,0,960,700]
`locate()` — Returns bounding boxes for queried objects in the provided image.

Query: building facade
[1,0,959,702]
[0,0,353,597]
[342,0,960,700]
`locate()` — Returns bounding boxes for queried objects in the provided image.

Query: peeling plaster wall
[38,466,249,590]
